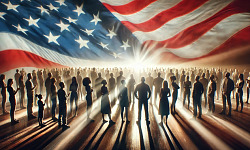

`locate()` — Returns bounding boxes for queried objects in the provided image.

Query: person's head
[121,80,126,85]
[16,69,19,73]
[120,71,123,76]
[77,71,80,75]
[141,77,145,83]
[210,75,215,81]
[51,78,56,84]
[170,69,172,73]
[195,76,200,81]
[186,76,189,81]
[72,77,76,83]
[170,76,176,82]
[0,74,5,80]
[98,73,102,78]
[239,74,243,80]
[83,77,91,86]
[101,80,107,85]
[202,73,205,78]
[110,73,113,77]
[36,94,43,99]
[130,74,134,78]
[158,72,161,77]
[59,82,65,88]
[7,79,13,87]
[225,72,230,78]
[148,72,151,76]
[163,80,168,89]
[48,72,52,78]
[27,73,32,80]
[182,70,185,74]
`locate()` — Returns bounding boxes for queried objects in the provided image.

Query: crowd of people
[0,67,249,127]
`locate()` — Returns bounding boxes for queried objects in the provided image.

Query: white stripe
[0,33,122,67]
[112,0,181,24]
[132,0,233,43]
[167,13,250,58]
[99,0,133,6]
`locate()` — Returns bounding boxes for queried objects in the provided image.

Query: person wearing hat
[220,72,234,116]
[101,80,114,124]
[134,77,151,125]
[207,75,216,114]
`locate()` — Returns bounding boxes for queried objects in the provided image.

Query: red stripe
[0,50,66,73]
[120,0,208,32]
[103,0,156,15]
[157,26,250,64]
[154,0,250,49]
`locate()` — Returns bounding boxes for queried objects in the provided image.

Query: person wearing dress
[235,74,244,112]
[36,94,45,126]
[7,79,20,124]
[118,80,130,123]
[83,77,94,121]
[159,81,171,125]
[101,80,114,124]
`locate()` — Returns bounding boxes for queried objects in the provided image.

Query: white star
[106,26,116,39]
[2,1,19,12]
[55,0,67,6]
[121,40,130,51]
[47,3,59,12]
[12,24,28,35]
[24,16,40,28]
[0,12,6,20]
[99,42,109,50]
[56,20,70,32]
[73,4,85,16]
[44,32,60,45]
[65,17,77,24]
[75,36,89,49]
[37,5,49,15]
[112,52,122,59]
[90,11,101,26]
[81,28,94,36]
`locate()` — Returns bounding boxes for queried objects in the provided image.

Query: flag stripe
[99,0,133,6]
[110,0,182,24]
[155,0,250,49]
[102,0,157,15]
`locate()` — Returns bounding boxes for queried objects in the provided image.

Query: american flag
[0,0,249,73]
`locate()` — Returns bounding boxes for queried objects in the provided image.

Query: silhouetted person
[117,71,125,96]
[37,69,44,94]
[7,79,20,124]
[159,81,171,125]
[216,69,223,100]
[14,69,21,89]
[108,73,116,102]
[36,94,45,126]
[232,69,238,99]
[200,73,208,108]
[70,77,78,117]
[32,70,38,106]
[83,77,93,120]
[76,71,83,100]
[0,74,8,114]
[235,74,244,112]
[207,75,216,114]
[45,73,52,108]
[170,76,179,114]
[58,82,70,127]
[246,77,250,103]
[119,80,130,123]
[26,73,36,119]
[220,72,234,116]
[190,71,195,85]
[192,76,204,119]
[95,73,104,99]
[51,78,57,121]
[180,70,186,96]
[146,72,154,103]
[127,74,136,103]
[65,70,71,94]
[19,75,25,109]
[153,72,164,105]
[101,80,114,124]
[134,77,151,125]
[183,76,191,109]
[90,68,97,93]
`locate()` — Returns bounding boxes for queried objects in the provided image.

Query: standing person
[45,73,52,108]
[216,69,223,100]
[134,77,151,125]
[159,81,171,125]
[101,80,114,124]
[235,74,244,112]
[83,77,94,121]
[207,75,216,114]
[246,77,250,104]
[220,72,234,116]
[36,94,45,126]
[7,79,20,124]
[192,76,204,119]
[146,72,154,103]
[76,71,83,100]
[37,69,44,94]
[116,71,125,91]
[70,77,78,117]
[183,76,192,109]
[118,80,130,123]
[0,74,8,114]
[51,78,57,121]
[153,73,164,106]
[58,82,70,127]
[26,73,36,119]
[95,73,104,100]
[127,74,136,103]
[200,73,208,108]
[90,68,98,94]
[32,70,38,106]
[170,76,179,114]
[108,73,116,103]
[14,69,21,89]
[19,75,25,109]
[180,70,186,97]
